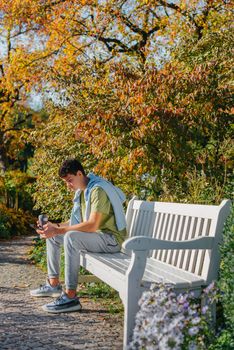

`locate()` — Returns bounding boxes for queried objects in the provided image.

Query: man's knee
[64,230,80,248]
[64,231,91,252]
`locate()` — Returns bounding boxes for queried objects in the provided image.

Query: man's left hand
[36,222,59,239]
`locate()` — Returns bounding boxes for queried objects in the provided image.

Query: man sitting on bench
[30,158,127,313]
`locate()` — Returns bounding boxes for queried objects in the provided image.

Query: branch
[69,18,88,30]
[192,0,216,40]
[156,0,194,23]
[93,18,162,63]
[3,128,22,133]
[94,35,130,53]
[149,8,161,20]
[157,0,186,15]
[3,114,33,134]
[157,0,217,39]
[118,0,128,10]
[23,49,60,68]
[148,23,162,36]
[7,28,11,61]
[0,64,4,77]
[0,96,10,103]
[10,26,41,38]
[111,9,148,37]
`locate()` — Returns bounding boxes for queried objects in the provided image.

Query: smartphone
[30,223,43,230]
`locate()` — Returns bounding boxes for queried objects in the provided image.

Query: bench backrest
[126,198,231,284]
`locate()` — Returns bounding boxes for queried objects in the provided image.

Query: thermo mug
[38,214,48,230]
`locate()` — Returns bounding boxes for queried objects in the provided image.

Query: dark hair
[59,159,85,177]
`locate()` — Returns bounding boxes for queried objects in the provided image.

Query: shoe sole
[30,292,62,298]
[42,304,82,313]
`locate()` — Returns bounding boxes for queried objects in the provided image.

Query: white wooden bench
[80,198,231,348]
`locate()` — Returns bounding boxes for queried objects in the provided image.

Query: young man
[30,159,127,313]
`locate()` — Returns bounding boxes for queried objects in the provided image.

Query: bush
[29,237,47,268]
[0,204,35,239]
[130,283,217,350]
[215,205,234,349]
[0,208,11,239]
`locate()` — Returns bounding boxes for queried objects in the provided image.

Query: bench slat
[81,252,129,274]
[80,252,205,289]
[145,259,204,286]
[133,200,220,219]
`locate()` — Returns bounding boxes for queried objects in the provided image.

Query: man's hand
[36,212,104,237]
[36,222,59,239]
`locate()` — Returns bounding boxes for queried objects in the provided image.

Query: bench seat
[80,252,206,293]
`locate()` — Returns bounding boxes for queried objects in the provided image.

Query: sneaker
[30,280,62,297]
[42,292,82,313]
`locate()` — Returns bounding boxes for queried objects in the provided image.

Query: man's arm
[57,220,70,227]
[58,212,102,234]
[38,212,102,239]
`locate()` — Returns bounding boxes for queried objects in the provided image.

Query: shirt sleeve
[90,187,111,215]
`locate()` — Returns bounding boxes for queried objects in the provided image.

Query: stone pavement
[0,236,123,350]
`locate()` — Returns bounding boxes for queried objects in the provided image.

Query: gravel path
[0,236,123,350]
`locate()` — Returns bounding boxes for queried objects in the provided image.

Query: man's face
[62,171,84,191]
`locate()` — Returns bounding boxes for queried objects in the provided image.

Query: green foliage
[79,282,123,314]
[0,204,35,239]
[217,206,234,340]
[208,330,234,350]
[0,169,35,210]
[28,5,233,211]
[0,169,36,239]
[28,237,47,269]
[28,107,91,221]
[0,206,11,239]
[78,282,118,299]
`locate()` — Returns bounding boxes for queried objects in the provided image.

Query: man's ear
[76,170,83,177]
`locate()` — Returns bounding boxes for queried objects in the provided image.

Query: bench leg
[123,288,142,349]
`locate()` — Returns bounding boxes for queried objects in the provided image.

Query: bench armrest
[122,236,215,251]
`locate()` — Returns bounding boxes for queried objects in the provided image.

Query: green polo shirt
[80,187,126,245]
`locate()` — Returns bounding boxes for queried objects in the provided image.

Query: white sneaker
[30,280,62,297]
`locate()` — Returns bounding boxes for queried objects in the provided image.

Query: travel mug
[38,214,48,230]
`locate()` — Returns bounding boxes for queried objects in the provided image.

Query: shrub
[0,206,12,239]
[129,283,217,350]
[0,204,35,239]
[29,237,47,268]
[215,205,234,349]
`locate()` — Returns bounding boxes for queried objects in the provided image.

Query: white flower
[130,283,213,350]
[188,326,199,336]
[201,305,209,314]
[191,316,201,325]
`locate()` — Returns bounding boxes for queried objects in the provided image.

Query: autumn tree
[0,0,224,97]
[0,6,51,212]
[0,0,233,214]
[26,1,232,206]
[0,0,192,166]
[0,14,48,171]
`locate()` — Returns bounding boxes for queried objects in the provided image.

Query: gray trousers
[46,231,120,290]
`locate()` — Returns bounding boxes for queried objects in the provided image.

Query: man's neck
[82,176,90,191]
